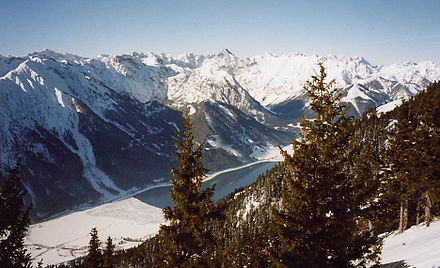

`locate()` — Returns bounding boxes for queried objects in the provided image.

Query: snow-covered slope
[0,50,182,218]
[3,49,436,123]
[167,49,248,105]
[236,53,376,106]
[25,197,163,266]
[381,220,440,267]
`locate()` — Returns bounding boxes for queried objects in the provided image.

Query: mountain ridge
[1,49,439,219]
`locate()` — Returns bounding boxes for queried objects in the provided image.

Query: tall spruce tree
[158,111,217,267]
[0,162,32,268]
[103,236,115,268]
[272,63,378,267]
[84,227,103,268]
[350,110,383,236]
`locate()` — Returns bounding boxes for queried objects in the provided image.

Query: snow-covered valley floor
[25,198,163,266]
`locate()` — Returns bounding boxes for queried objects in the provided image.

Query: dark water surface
[135,161,278,208]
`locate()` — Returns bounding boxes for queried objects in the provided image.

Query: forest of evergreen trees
[1,66,439,267]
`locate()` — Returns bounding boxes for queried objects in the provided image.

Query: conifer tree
[382,102,418,233]
[272,63,378,267]
[380,82,440,231]
[84,227,103,268]
[36,259,44,268]
[158,111,218,267]
[103,236,115,268]
[349,111,384,235]
[414,124,436,226]
[0,162,32,268]
[409,89,440,227]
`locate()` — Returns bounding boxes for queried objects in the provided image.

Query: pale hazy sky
[1,0,439,65]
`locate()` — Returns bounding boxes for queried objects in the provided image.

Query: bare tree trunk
[424,191,432,227]
[403,199,408,231]
[416,202,422,225]
[416,208,420,225]
[399,200,404,233]
[398,199,409,233]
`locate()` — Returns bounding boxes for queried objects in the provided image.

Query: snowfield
[25,198,163,266]
[376,99,403,114]
[381,220,440,268]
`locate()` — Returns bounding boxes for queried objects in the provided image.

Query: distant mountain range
[1,49,439,219]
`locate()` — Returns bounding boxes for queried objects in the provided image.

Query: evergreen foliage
[382,81,440,232]
[0,162,32,268]
[348,110,387,236]
[272,63,379,267]
[209,163,287,267]
[84,227,103,268]
[103,236,115,268]
[382,101,418,233]
[158,111,219,267]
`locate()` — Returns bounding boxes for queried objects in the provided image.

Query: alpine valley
[1,49,439,220]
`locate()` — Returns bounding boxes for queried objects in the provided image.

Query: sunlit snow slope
[381,220,440,267]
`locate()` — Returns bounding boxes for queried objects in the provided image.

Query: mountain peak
[218,49,235,57]
[29,49,87,63]
[402,60,417,66]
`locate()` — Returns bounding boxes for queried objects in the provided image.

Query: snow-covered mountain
[0,50,183,218]
[0,50,290,219]
[1,49,439,219]
[163,49,440,116]
[95,49,440,118]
